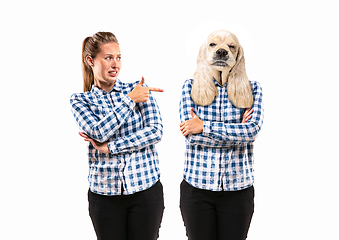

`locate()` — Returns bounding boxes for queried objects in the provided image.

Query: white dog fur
[191,30,253,108]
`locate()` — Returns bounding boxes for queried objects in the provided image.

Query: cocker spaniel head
[191,30,253,108]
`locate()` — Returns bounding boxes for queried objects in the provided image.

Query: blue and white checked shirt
[179,79,264,191]
[70,79,163,195]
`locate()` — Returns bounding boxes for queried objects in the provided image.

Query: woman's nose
[111,59,120,67]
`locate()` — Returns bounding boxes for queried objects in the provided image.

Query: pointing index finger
[147,87,164,92]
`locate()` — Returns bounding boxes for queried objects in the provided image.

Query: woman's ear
[86,56,94,67]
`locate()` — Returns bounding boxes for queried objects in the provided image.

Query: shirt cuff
[108,141,117,154]
[122,95,136,110]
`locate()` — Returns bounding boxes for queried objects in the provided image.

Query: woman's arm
[70,77,163,144]
[107,90,163,154]
[70,94,135,143]
[203,81,264,144]
[180,108,253,136]
[78,92,163,154]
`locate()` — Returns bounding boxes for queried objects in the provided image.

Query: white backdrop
[1,0,338,239]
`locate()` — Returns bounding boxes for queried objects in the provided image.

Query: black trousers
[180,180,254,240]
[88,181,164,240]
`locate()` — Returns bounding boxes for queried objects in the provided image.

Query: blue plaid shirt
[70,79,163,195]
[179,79,264,191]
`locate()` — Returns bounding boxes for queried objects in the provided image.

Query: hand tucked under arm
[242,108,253,123]
[79,132,110,153]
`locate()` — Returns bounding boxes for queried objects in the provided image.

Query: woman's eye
[209,43,216,47]
[105,57,112,60]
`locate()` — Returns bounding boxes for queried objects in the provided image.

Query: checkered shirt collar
[91,79,123,95]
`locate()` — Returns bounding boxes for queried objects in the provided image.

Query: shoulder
[69,91,95,104]
[183,79,193,86]
[249,80,263,93]
[181,79,193,91]
[70,91,88,100]
[180,79,194,105]
[249,80,261,88]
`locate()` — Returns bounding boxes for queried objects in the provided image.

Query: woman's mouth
[108,71,118,77]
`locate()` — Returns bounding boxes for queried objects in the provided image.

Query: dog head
[201,30,238,75]
[191,30,253,108]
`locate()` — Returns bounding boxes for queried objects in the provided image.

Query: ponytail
[82,37,94,92]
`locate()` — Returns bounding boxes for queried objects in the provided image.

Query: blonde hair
[82,32,119,92]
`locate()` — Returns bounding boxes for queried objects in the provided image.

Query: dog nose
[216,49,228,57]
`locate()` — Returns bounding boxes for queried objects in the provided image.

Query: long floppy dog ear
[227,45,253,108]
[191,42,218,106]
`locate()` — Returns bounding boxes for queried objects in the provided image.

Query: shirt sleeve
[179,79,236,148]
[70,93,135,143]
[108,90,163,154]
[203,81,264,143]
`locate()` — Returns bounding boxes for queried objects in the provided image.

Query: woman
[70,32,164,240]
[179,78,264,240]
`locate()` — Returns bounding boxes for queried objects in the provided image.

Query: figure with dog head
[179,30,264,240]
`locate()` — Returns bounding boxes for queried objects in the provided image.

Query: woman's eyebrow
[105,53,121,56]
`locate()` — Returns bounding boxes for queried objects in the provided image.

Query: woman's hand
[242,108,253,123]
[79,132,110,154]
[180,108,203,137]
[128,77,164,103]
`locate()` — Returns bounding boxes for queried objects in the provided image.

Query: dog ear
[196,41,206,64]
[227,45,253,108]
[191,63,218,106]
[191,42,218,106]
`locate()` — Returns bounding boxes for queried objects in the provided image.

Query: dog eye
[209,43,216,47]
[228,45,235,49]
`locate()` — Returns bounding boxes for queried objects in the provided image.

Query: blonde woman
[70,32,164,240]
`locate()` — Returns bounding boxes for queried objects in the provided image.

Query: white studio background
[1,0,338,239]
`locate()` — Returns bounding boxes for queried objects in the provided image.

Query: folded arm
[70,94,135,143]
[179,80,236,148]
[179,80,263,147]
[108,91,163,154]
[202,82,264,144]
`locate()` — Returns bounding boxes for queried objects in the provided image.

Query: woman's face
[88,42,121,91]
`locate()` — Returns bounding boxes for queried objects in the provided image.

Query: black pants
[180,180,254,240]
[88,181,164,240]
